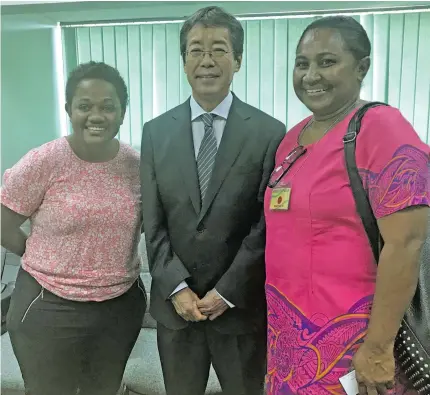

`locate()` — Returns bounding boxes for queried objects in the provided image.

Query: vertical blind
[62,10,430,149]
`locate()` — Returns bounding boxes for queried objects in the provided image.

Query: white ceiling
[2,1,429,28]
[2,0,88,4]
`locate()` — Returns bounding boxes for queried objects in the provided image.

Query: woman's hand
[352,341,395,395]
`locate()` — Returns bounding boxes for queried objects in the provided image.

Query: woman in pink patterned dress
[0,62,146,395]
[264,16,429,395]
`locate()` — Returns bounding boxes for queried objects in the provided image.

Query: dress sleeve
[356,106,430,219]
[0,146,53,217]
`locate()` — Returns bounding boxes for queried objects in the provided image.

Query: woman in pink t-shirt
[264,17,429,395]
[0,62,146,395]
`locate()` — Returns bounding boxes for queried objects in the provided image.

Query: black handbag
[343,102,430,393]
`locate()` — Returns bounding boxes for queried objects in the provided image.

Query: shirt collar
[190,92,233,121]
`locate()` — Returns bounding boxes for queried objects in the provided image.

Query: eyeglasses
[268,146,307,188]
[185,49,233,59]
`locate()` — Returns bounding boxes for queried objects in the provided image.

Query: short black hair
[180,6,244,62]
[297,16,371,61]
[65,61,128,116]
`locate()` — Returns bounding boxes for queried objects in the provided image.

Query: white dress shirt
[170,92,235,308]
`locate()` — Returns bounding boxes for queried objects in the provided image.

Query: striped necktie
[197,113,217,200]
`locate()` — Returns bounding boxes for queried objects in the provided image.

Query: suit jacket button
[196,225,205,233]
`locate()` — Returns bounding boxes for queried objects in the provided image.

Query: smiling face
[293,28,369,119]
[184,24,241,107]
[66,78,124,145]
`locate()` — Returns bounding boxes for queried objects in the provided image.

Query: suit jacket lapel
[198,95,251,223]
[172,100,201,214]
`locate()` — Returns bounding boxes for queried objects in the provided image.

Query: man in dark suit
[141,6,285,395]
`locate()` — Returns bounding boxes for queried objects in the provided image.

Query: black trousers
[6,268,146,395]
[157,321,267,395]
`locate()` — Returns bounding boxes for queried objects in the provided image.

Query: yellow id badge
[270,187,291,210]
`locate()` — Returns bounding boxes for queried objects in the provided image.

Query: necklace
[275,100,361,184]
[270,100,363,188]
[297,100,361,146]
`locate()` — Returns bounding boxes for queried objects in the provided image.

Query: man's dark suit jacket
[141,93,285,335]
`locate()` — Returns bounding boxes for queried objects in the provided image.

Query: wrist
[362,337,395,353]
[172,286,189,298]
[364,318,398,352]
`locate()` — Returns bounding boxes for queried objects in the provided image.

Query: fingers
[352,342,395,395]
[358,383,378,395]
[358,382,367,395]
[198,305,213,314]
[174,306,192,322]
[172,301,192,321]
[198,296,227,312]
[377,382,394,395]
[174,301,207,322]
[209,305,229,321]
[178,310,205,322]
[200,305,220,315]
[367,386,378,395]
[200,304,218,315]
[208,306,227,321]
[209,311,222,321]
[385,381,394,390]
[191,301,207,321]
[357,382,391,395]
[196,298,211,311]
[171,288,206,322]
[172,289,225,322]
[376,385,389,395]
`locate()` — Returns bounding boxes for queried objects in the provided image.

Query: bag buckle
[343,132,357,143]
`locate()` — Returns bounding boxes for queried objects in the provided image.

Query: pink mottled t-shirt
[1,137,142,301]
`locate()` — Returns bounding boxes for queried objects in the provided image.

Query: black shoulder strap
[343,102,389,262]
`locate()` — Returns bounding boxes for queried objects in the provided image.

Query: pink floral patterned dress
[263,106,430,395]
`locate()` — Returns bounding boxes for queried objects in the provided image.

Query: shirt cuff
[169,281,188,298]
[215,289,235,308]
